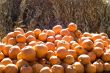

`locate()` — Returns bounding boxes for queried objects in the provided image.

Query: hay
[0,0,110,39]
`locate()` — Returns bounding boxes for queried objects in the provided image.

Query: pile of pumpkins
[0,22,110,73]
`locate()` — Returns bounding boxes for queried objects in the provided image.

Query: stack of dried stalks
[0,0,110,39]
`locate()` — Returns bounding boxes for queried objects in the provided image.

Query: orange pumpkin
[7,38,17,45]
[6,32,15,39]
[57,40,70,49]
[32,63,43,73]
[46,51,55,59]
[62,36,73,43]
[93,60,104,73]
[60,29,70,36]
[63,55,74,64]
[45,42,55,51]
[65,65,77,73]
[0,43,5,51]
[55,34,62,40]
[70,42,79,49]
[49,56,61,65]
[9,46,21,59]
[33,28,41,37]
[17,43,26,49]
[100,32,108,37]
[78,54,90,65]
[25,31,35,37]
[56,46,68,59]
[4,64,18,73]
[1,58,13,65]
[20,65,33,73]
[19,46,36,61]
[26,35,36,43]
[74,30,82,38]
[87,52,96,62]
[68,49,77,59]
[40,67,52,73]
[103,62,110,72]
[2,36,8,44]
[46,30,55,36]
[34,44,48,58]
[73,62,84,73]
[38,32,47,42]
[0,64,6,73]
[82,32,92,37]
[51,65,64,73]
[16,59,29,68]
[14,27,24,34]
[68,22,77,32]
[0,51,4,61]
[93,47,104,57]
[85,63,96,73]
[47,36,55,42]
[91,34,101,41]
[28,41,37,47]
[3,45,13,56]
[52,25,62,34]
[81,39,94,51]
[16,34,26,43]
[74,45,87,55]
[94,42,104,49]
[102,53,110,62]
[14,30,23,37]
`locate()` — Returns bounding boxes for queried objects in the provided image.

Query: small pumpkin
[78,54,90,65]
[9,46,21,59]
[0,51,4,61]
[33,28,41,37]
[73,62,84,73]
[65,65,77,73]
[4,64,18,73]
[38,32,47,42]
[34,44,48,58]
[1,58,13,65]
[49,56,61,65]
[47,36,55,42]
[57,40,70,49]
[103,62,110,72]
[93,47,104,58]
[45,42,55,51]
[32,63,43,73]
[16,34,26,43]
[93,60,104,73]
[0,64,6,73]
[56,46,68,59]
[16,59,29,68]
[68,22,77,32]
[52,25,62,34]
[20,65,33,73]
[40,67,52,73]
[63,55,74,65]
[46,30,55,36]
[51,65,64,73]
[85,63,96,73]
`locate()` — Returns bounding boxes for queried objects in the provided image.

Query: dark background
[0,0,110,39]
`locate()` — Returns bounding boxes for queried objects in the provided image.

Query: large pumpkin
[34,44,48,58]
[4,64,18,73]
[18,46,36,61]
